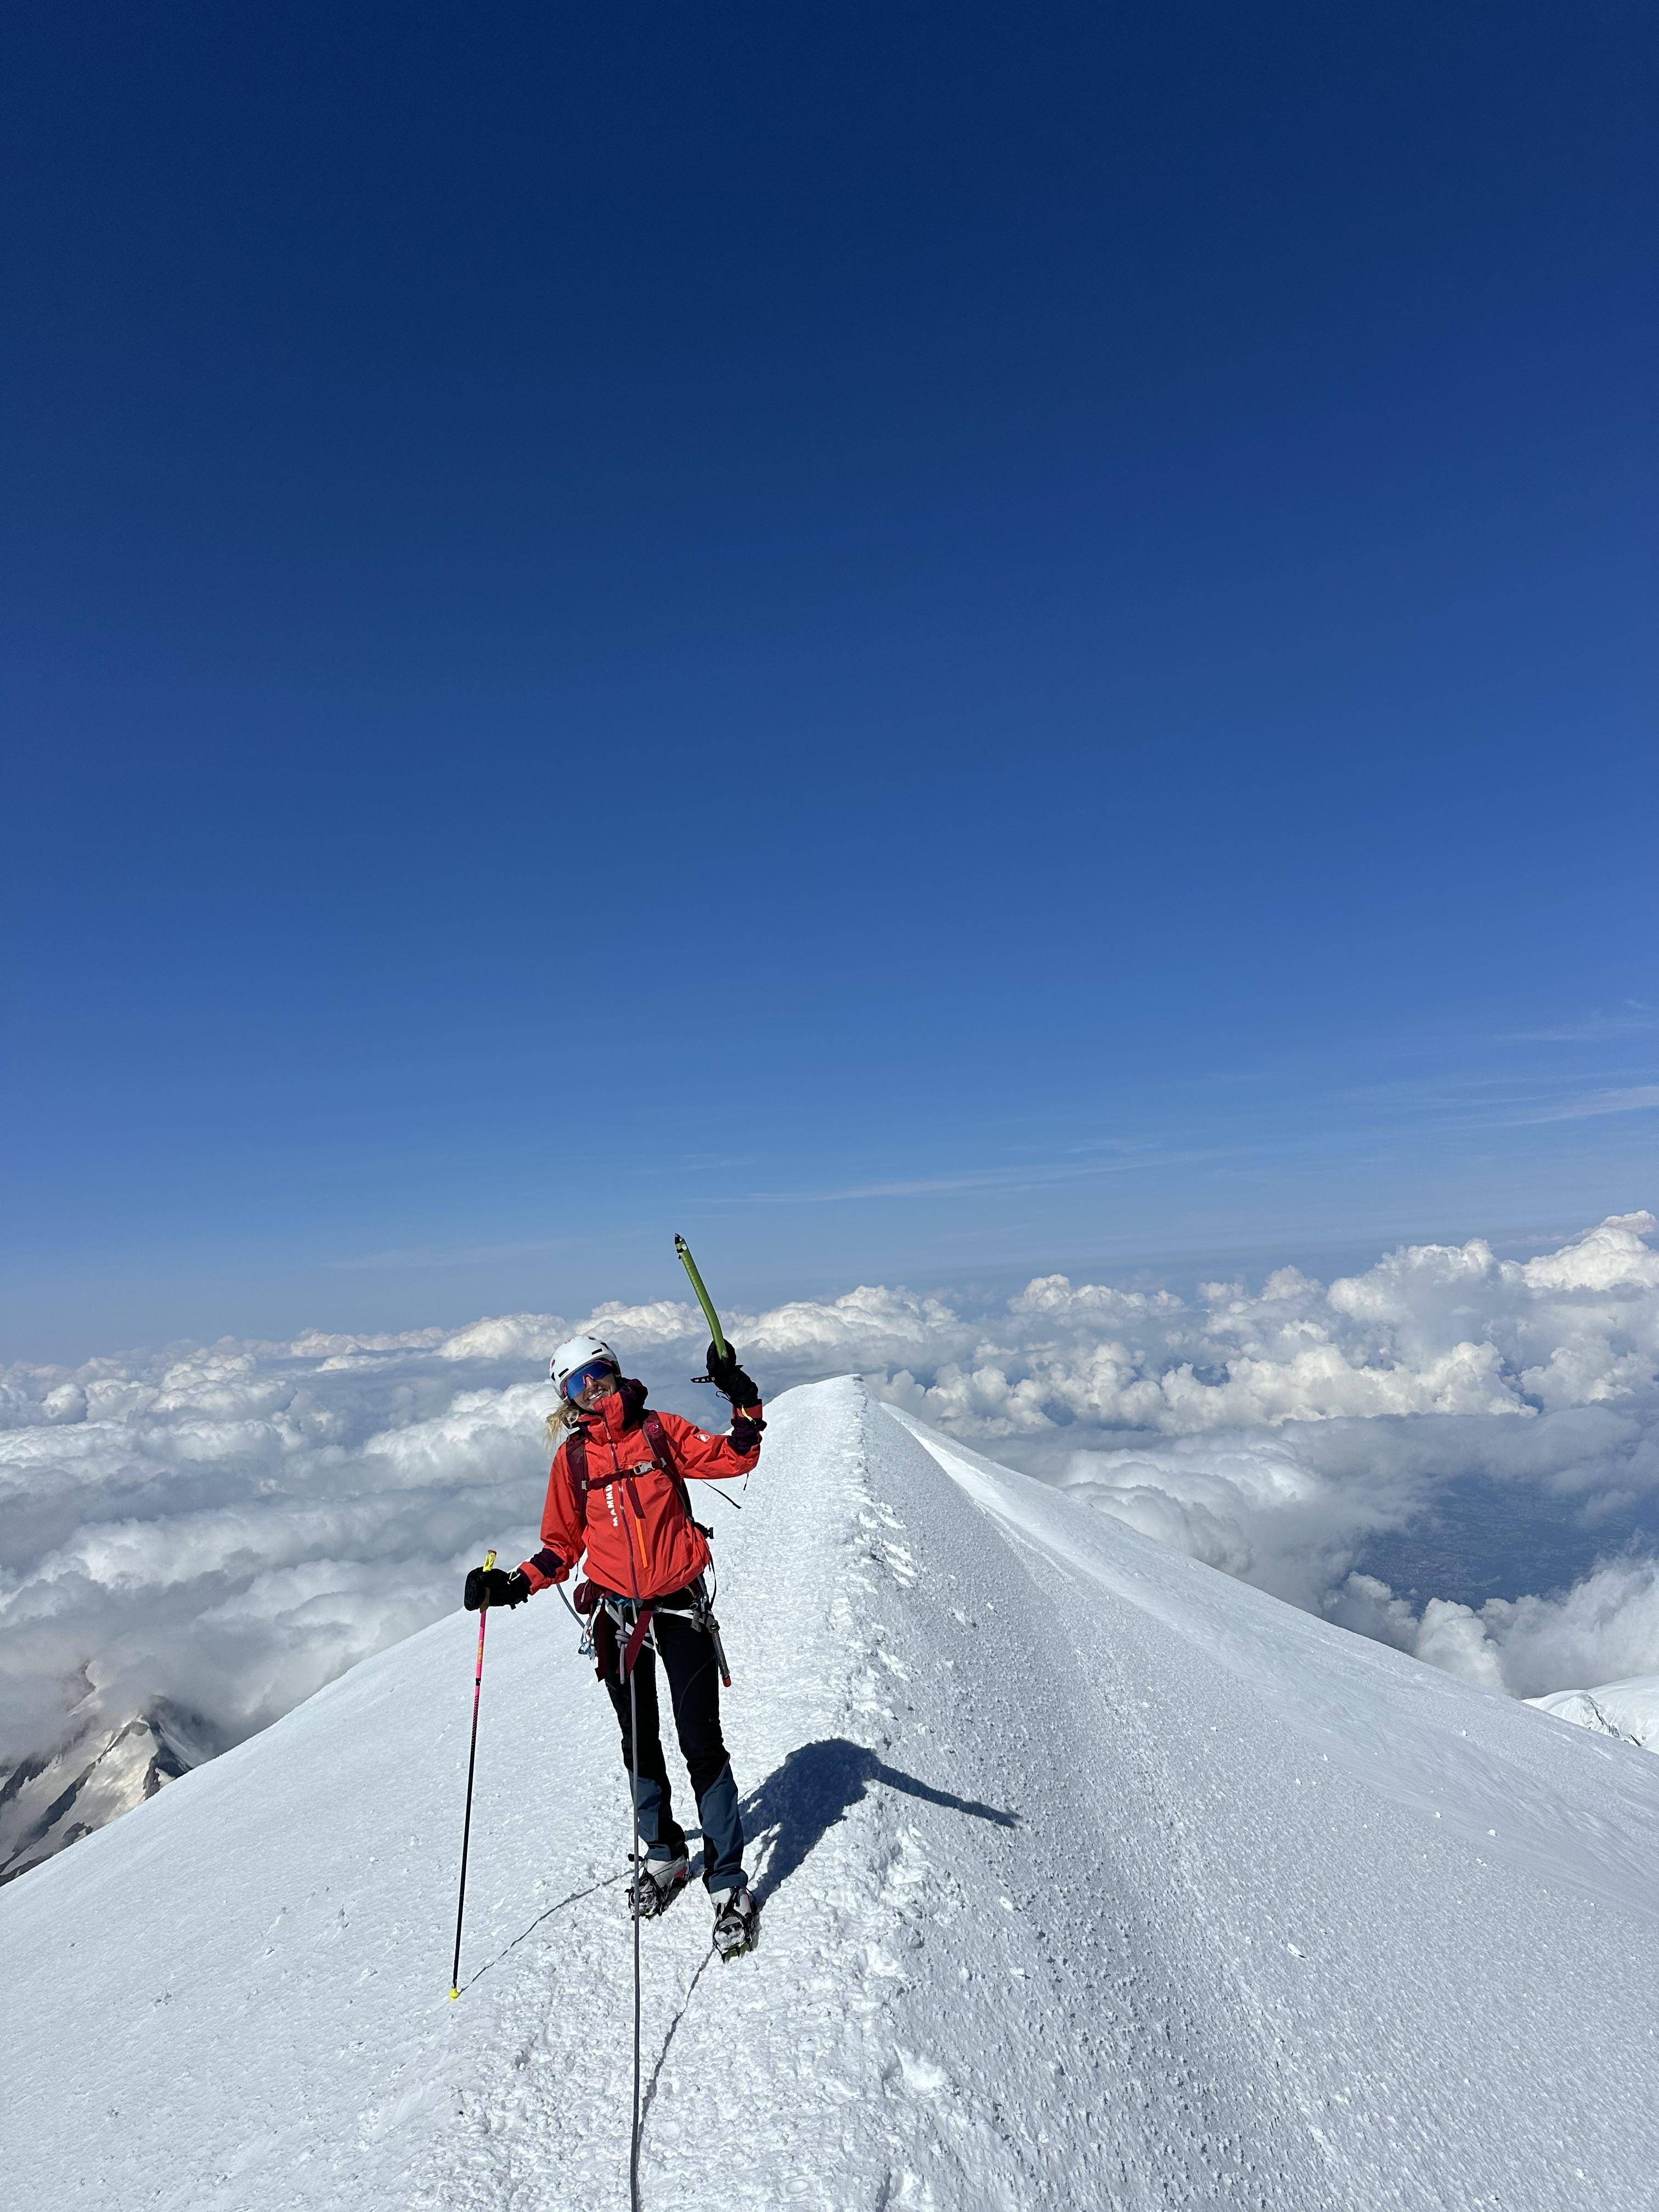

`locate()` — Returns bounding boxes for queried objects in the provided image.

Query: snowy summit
[4,1379,1658,2208]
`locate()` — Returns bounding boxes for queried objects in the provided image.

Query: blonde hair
[545,1398,579,1447]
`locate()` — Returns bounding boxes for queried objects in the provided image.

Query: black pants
[601,1606,744,1891]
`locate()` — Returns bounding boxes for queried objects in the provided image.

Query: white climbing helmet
[549,1333,619,1398]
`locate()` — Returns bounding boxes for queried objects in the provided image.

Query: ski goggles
[562,1357,618,1401]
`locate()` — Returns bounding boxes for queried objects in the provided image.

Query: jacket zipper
[614,1437,648,1576]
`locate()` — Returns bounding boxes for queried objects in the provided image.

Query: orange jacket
[518,1377,763,1601]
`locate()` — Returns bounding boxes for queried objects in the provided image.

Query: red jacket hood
[575,1376,650,1443]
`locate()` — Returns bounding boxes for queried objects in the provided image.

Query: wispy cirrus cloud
[1506,1085,1659,1126]
[740,1144,1230,1205]
[1502,1004,1657,1046]
[329,1237,566,1271]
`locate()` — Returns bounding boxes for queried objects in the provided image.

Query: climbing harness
[582,1574,731,1689]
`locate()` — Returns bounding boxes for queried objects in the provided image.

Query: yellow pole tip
[449,1988,459,2000]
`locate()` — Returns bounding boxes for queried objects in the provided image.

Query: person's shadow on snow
[737,1737,1019,1904]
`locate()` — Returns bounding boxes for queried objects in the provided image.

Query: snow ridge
[3,1379,1658,2209]
[1528,1675,1659,1752]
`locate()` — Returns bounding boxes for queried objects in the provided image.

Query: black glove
[706,1340,759,1406]
[464,1565,530,1611]
[729,1410,766,1454]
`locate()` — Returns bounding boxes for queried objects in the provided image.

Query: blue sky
[4,0,1655,1360]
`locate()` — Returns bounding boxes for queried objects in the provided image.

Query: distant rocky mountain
[0,1701,216,1884]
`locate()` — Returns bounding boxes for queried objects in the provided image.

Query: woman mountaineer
[463,1333,766,1961]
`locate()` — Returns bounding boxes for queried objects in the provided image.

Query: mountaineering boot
[629,1848,690,1921]
[710,1883,761,1961]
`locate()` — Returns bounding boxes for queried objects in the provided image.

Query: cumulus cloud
[875,1211,1659,1438]
[860,1212,1659,1702]
[1330,1557,1659,1700]
[5,1212,1659,1871]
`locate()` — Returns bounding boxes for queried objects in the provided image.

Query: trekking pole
[620,1541,648,2212]
[628,1651,644,2212]
[449,1550,495,1999]
[674,1233,727,1362]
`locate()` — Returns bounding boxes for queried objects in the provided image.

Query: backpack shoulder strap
[565,1428,588,1492]
[642,1411,699,1525]
[641,1408,678,1474]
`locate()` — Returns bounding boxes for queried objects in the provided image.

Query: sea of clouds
[3,1212,1658,1779]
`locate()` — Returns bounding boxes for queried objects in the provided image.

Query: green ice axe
[674,1234,728,1363]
